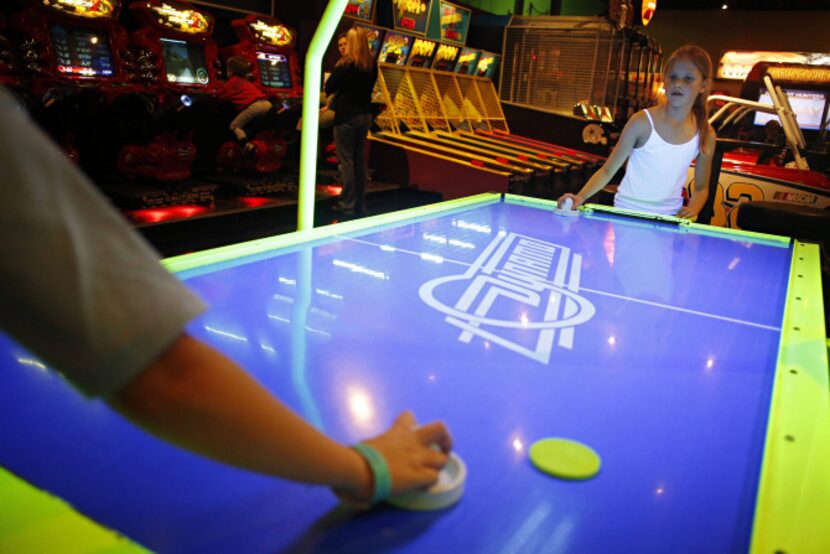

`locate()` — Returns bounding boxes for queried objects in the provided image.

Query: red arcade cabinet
[0,14,23,89]
[216,15,302,173]
[119,0,223,179]
[9,0,135,162]
[222,15,301,100]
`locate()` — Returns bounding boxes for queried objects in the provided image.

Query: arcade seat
[214,98,300,174]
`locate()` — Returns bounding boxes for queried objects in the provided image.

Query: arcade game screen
[408,38,437,68]
[354,24,386,61]
[378,31,413,66]
[161,38,209,84]
[755,89,828,130]
[432,43,459,72]
[50,24,114,77]
[256,51,291,89]
[454,47,479,75]
[476,53,499,79]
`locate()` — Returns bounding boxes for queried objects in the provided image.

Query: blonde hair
[664,44,713,153]
[337,27,373,72]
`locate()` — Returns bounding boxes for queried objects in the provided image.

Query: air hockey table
[1,193,828,553]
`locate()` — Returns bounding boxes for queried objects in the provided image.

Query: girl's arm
[558,111,649,210]
[677,129,716,219]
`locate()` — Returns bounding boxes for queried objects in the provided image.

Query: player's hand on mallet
[336,411,452,505]
[557,193,584,211]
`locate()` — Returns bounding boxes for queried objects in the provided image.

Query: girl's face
[665,58,707,107]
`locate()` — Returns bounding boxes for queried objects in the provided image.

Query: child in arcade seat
[558,44,716,220]
[221,56,272,153]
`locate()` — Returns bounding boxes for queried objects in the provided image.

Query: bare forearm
[688,187,708,214]
[110,335,369,495]
[576,167,614,202]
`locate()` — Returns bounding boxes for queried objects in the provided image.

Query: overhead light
[721,4,728,9]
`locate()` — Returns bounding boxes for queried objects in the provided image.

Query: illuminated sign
[344,0,376,22]
[717,50,830,81]
[439,1,470,45]
[150,2,211,34]
[378,31,414,66]
[454,47,479,75]
[45,0,116,18]
[476,53,499,79]
[393,0,431,35]
[767,66,830,84]
[432,43,459,71]
[408,38,437,68]
[249,20,295,47]
[640,0,656,26]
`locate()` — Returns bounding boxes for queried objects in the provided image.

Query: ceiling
[658,0,830,9]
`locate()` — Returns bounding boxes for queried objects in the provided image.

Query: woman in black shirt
[325,27,378,215]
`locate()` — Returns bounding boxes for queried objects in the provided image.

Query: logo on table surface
[419,232,595,364]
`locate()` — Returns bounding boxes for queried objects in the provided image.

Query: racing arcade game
[217,14,302,174]
[9,0,134,164]
[119,0,222,181]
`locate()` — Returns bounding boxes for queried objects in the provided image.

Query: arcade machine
[368,34,532,198]
[216,14,303,176]
[459,51,605,186]
[453,46,478,76]
[690,64,830,229]
[431,42,459,72]
[376,29,413,66]
[9,0,135,164]
[117,0,223,183]
[407,36,437,69]
[371,35,554,198]
[0,14,23,91]
[412,45,590,196]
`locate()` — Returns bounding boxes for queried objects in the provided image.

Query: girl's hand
[557,193,584,211]
[676,205,698,220]
[334,411,452,505]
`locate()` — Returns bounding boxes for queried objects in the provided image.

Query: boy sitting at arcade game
[221,56,272,153]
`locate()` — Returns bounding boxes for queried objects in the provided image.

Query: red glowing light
[239,196,274,208]
[129,204,209,224]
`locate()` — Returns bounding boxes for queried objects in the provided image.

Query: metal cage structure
[500,16,661,121]
[374,64,511,134]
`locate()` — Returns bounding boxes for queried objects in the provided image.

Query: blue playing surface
[0,199,792,553]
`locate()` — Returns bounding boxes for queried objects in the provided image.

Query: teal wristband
[352,443,392,505]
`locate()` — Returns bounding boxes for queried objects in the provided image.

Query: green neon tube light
[298,0,349,231]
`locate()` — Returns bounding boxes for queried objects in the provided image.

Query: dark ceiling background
[658,0,828,9]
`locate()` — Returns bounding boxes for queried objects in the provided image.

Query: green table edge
[0,467,148,553]
[750,241,830,554]
[163,193,502,273]
[503,195,790,247]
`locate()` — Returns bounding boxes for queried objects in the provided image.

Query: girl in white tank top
[558,45,716,220]
[614,110,699,215]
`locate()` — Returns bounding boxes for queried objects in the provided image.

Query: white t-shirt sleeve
[0,88,207,397]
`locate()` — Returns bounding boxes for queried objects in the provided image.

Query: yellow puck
[529,438,601,480]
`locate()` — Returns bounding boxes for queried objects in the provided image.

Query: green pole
[298,0,349,231]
